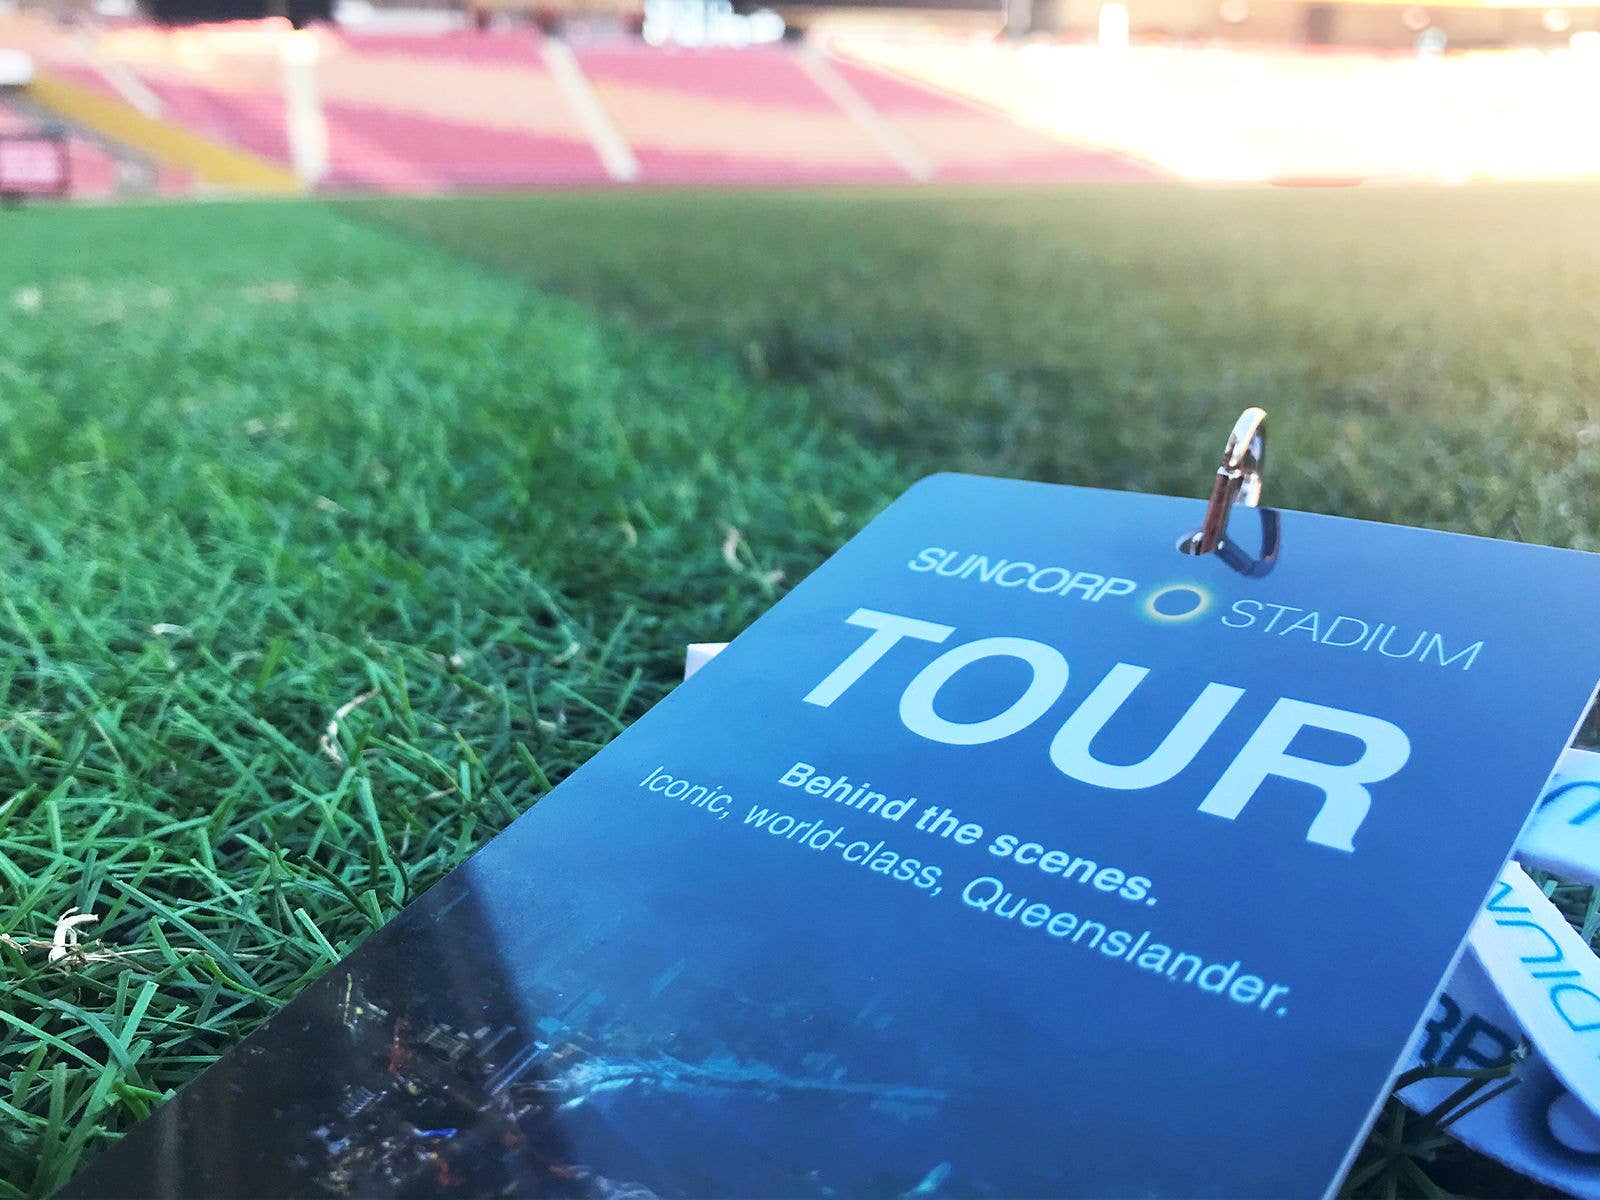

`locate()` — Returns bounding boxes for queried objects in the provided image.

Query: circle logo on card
[1142,583,1213,624]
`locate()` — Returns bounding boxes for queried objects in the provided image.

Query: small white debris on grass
[720,525,744,569]
[319,688,379,766]
[2,909,98,968]
[241,281,299,303]
[150,623,193,638]
[49,909,98,964]
[1,908,248,973]
[719,525,784,590]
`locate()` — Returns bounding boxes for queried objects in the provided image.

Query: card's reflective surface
[62,477,1600,1199]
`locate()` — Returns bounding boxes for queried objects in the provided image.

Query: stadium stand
[0,13,290,193]
[0,86,121,199]
[67,22,292,161]
[317,29,608,189]
[2,13,1161,195]
[134,79,290,164]
[12,6,1600,196]
[573,44,907,183]
[822,53,1153,181]
[829,34,1600,182]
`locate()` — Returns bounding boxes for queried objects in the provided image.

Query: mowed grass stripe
[0,199,901,1196]
[358,184,1600,548]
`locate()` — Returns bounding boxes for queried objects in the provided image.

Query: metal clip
[1181,407,1277,576]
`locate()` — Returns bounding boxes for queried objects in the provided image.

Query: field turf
[6,185,1600,1198]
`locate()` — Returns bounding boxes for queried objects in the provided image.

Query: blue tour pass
[63,475,1600,1199]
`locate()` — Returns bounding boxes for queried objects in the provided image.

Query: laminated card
[63,475,1600,1199]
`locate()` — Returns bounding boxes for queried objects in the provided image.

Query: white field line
[542,39,639,183]
[797,45,933,183]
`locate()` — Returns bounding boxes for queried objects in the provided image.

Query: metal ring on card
[1180,408,1271,571]
[1214,507,1280,578]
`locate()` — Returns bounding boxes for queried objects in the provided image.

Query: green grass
[358,184,1600,547]
[8,184,1600,1197]
[0,199,900,1197]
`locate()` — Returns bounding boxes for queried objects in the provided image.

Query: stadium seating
[828,35,1600,183]
[74,22,292,164]
[3,15,1159,194]
[573,44,905,183]
[822,54,1153,182]
[316,29,607,189]
[62,137,121,197]
[135,78,290,164]
[0,94,120,198]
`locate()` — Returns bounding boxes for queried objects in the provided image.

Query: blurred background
[6,0,1600,200]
